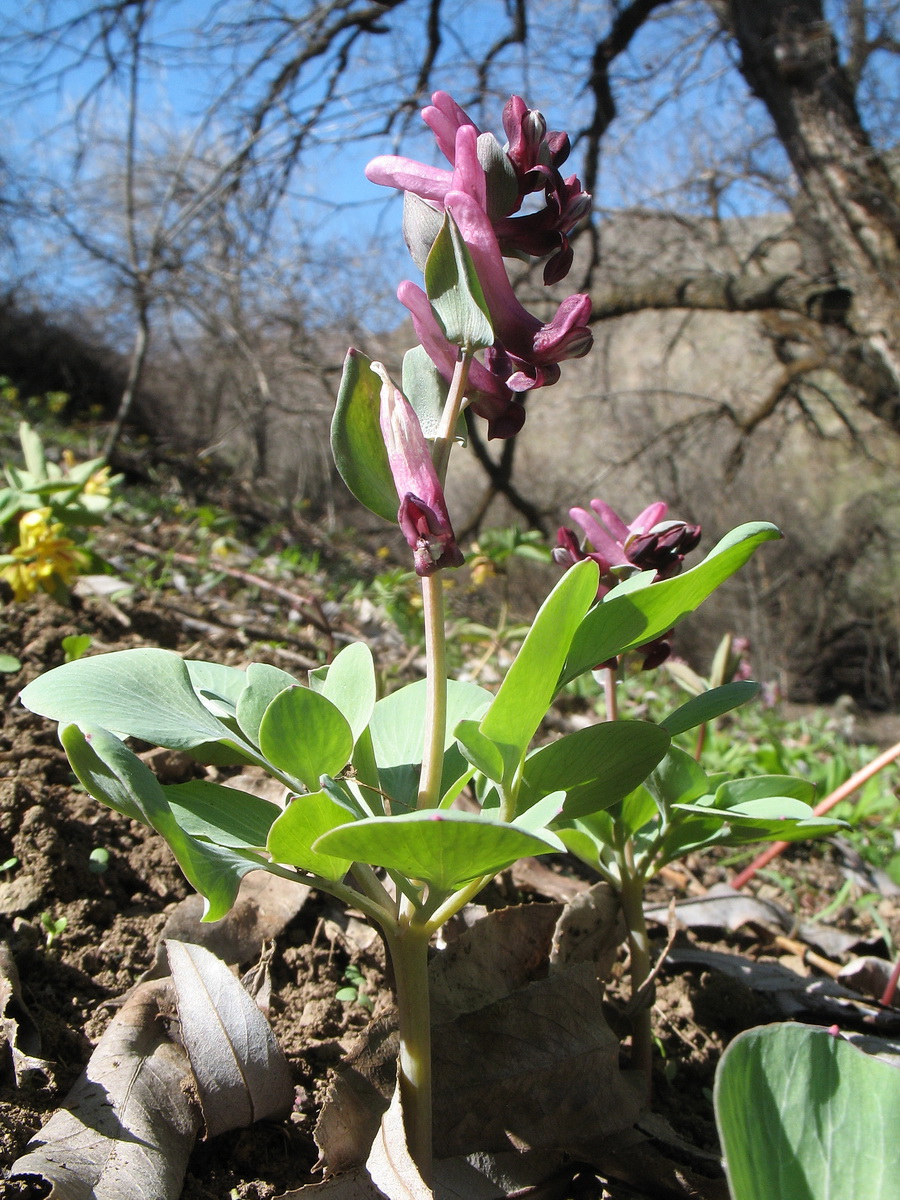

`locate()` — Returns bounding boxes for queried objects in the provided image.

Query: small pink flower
[553,498,701,670]
[375,362,464,576]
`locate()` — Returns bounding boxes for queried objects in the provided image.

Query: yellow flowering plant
[0,421,121,602]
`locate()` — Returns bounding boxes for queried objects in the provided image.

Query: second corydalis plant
[18,89,842,1190]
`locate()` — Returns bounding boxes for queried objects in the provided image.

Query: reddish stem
[731,739,900,891]
[881,957,900,1009]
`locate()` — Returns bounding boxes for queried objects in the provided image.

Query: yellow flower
[83,466,112,496]
[1,508,89,601]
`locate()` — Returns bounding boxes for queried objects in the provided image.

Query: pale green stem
[422,872,494,936]
[385,922,433,1182]
[431,351,472,482]
[417,573,447,812]
[618,845,653,1093]
[415,350,472,812]
[350,863,399,919]
[263,862,393,928]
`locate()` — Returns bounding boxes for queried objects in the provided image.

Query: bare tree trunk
[709,0,900,426]
[104,309,150,459]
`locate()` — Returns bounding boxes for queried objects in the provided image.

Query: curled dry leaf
[8,978,200,1200]
[166,939,294,1138]
[549,881,623,979]
[144,868,310,980]
[365,1081,434,1200]
[0,939,52,1087]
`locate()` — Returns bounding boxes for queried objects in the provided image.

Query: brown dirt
[0,590,897,1199]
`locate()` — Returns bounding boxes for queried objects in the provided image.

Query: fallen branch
[130,539,333,642]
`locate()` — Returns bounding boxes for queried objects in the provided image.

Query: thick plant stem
[618,856,653,1093]
[417,573,447,811]
[386,923,433,1181]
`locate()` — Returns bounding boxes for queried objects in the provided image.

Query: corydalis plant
[18,92,840,1190]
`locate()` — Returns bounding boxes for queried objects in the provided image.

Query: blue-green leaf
[61,724,263,920]
[479,558,599,781]
[660,681,760,736]
[21,649,248,752]
[424,211,494,351]
[715,1024,900,1200]
[645,746,711,819]
[236,663,299,744]
[267,790,355,881]
[369,678,491,811]
[519,720,670,820]
[561,524,781,686]
[331,349,397,523]
[258,686,354,793]
[164,780,281,850]
[314,808,557,891]
[309,642,376,745]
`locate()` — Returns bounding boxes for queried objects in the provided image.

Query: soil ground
[1,580,898,1200]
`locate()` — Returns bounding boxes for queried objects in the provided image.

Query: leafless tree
[3,0,900,475]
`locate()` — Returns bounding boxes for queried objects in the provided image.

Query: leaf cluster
[19,519,841,927]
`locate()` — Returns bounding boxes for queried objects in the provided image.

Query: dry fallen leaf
[366,1082,434,1200]
[433,961,643,1158]
[8,978,200,1200]
[144,868,310,979]
[549,881,623,979]
[0,939,52,1087]
[166,938,294,1137]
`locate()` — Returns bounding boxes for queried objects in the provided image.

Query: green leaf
[645,746,711,819]
[61,724,262,920]
[479,558,600,781]
[331,349,397,523]
[715,775,816,808]
[164,780,282,850]
[236,662,299,744]
[660,681,760,736]
[19,421,46,480]
[258,686,354,792]
[424,211,494,352]
[369,678,491,811]
[313,809,557,891]
[309,642,376,745]
[673,796,843,843]
[267,790,355,880]
[512,791,568,852]
[185,660,251,718]
[402,345,448,439]
[20,649,247,752]
[519,720,670,820]
[561,524,781,686]
[454,719,507,783]
[714,1023,900,1200]
[0,654,21,673]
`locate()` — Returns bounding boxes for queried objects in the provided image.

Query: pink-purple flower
[375,362,464,576]
[554,499,702,669]
[365,92,593,438]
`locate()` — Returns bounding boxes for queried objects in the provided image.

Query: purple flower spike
[375,362,464,576]
[365,91,593,436]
